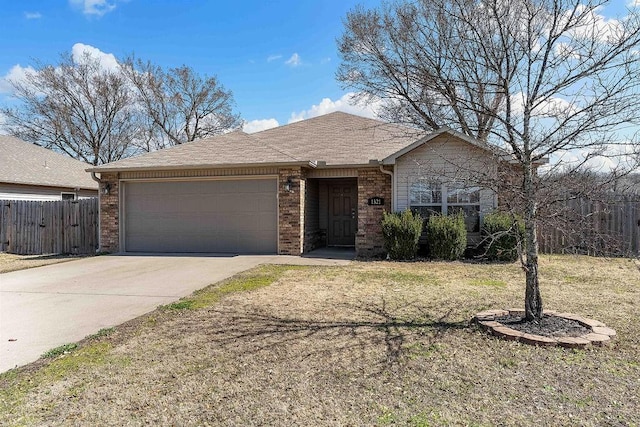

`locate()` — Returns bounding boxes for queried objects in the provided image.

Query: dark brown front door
[328,182,357,246]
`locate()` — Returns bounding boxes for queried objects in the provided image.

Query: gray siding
[395,134,498,218]
[0,183,97,201]
[119,167,280,180]
[306,168,359,178]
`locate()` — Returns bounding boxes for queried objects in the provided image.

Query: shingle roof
[0,135,98,190]
[89,130,303,172]
[89,112,423,172]
[252,111,421,166]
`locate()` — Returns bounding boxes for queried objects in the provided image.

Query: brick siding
[97,166,393,257]
[356,168,392,257]
[278,167,304,255]
[98,173,119,253]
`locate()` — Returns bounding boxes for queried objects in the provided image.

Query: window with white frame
[410,180,481,232]
[61,192,77,201]
[409,180,442,221]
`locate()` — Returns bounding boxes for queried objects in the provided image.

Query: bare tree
[1,52,142,165]
[122,58,242,149]
[338,0,640,321]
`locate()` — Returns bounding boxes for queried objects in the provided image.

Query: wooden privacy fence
[538,196,640,257]
[0,199,99,255]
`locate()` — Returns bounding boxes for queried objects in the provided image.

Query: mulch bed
[495,314,591,338]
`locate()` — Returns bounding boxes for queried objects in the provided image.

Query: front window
[447,183,480,232]
[409,181,442,224]
[61,192,77,201]
[410,180,481,232]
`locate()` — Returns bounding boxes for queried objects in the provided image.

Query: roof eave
[86,160,317,174]
[314,161,386,169]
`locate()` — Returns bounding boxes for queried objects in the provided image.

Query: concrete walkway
[0,253,350,373]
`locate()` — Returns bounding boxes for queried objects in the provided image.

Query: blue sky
[0,0,380,132]
[0,0,637,134]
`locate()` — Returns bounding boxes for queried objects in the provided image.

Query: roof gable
[382,127,504,165]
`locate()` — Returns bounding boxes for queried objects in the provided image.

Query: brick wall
[99,173,119,253]
[356,168,391,257]
[99,169,308,255]
[278,168,304,255]
[97,167,392,257]
[303,178,322,253]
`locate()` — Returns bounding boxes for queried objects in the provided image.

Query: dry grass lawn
[1,255,639,426]
[0,253,86,274]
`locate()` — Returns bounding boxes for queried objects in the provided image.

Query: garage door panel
[124,179,277,253]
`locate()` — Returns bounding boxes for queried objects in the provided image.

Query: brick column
[99,173,120,253]
[278,167,304,255]
[357,168,392,257]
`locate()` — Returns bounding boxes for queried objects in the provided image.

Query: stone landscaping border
[474,309,616,348]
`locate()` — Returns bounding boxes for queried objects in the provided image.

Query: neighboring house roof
[0,135,98,190]
[88,112,501,173]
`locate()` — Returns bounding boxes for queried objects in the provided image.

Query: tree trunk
[523,160,543,321]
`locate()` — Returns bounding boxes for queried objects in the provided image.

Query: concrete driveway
[0,253,350,373]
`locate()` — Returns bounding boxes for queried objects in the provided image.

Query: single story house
[88,112,511,256]
[0,135,98,201]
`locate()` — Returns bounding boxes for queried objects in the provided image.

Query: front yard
[0,253,86,274]
[1,255,639,426]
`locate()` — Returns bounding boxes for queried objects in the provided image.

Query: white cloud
[554,42,582,60]
[288,92,382,123]
[557,149,617,172]
[243,118,280,133]
[71,43,120,71]
[0,64,37,94]
[551,142,639,173]
[510,92,577,119]
[267,54,282,62]
[69,0,117,17]
[1,44,119,95]
[628,0,640,7]
[285,53,301,67]
[24,12,42,19]
[561,5,623,43]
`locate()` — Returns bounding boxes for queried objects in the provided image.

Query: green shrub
[381,210,424,260]
[426,213,467,260]
[482,211,524,261]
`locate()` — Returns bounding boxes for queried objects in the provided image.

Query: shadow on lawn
[206,298,469,368]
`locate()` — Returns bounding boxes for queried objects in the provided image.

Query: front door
[328,182,357,246]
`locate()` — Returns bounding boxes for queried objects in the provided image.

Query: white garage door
[123,178,277,253]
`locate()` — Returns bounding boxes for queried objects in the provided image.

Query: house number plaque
[368,197,385,206]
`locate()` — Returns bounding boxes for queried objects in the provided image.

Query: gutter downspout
[379,164,395,212]
[90,172,102,253]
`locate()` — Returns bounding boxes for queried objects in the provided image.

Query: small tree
[338,0,640,320]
